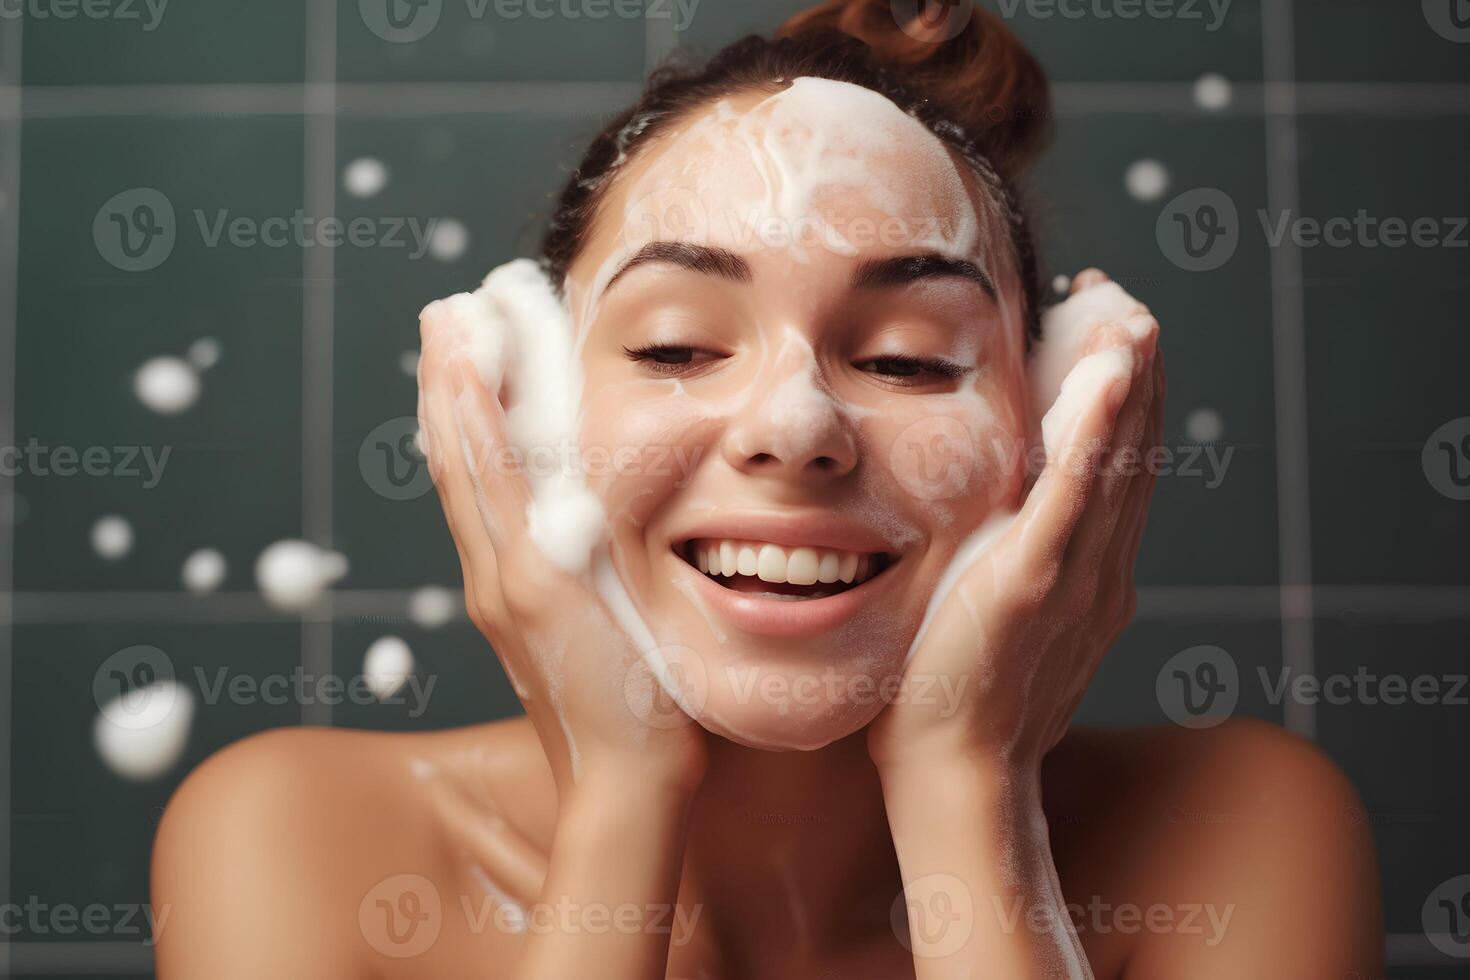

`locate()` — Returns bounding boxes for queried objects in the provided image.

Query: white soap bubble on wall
[1193,73,1232,112]
[181,548,227,594]
[94,680,195,781]
[409,585,456,629]
[400,350,420,378]
[363,636,415,701]
[134,356,200,415]
[1051,274,1071,295]
[1185,407,1225,443]
[92,515,133,560]
[343,157,389,198]
[255,539,349,611]
[187,337,222,371]
[1125,159,1171,203]
[428,218,469,262]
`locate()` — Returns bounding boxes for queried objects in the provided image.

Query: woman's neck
[682,731,901,971]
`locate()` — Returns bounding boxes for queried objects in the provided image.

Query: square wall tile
[13,117,306,592]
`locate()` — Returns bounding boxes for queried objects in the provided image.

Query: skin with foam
[422,77,1140,755]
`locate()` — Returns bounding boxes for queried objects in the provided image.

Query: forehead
[573,78,997,307]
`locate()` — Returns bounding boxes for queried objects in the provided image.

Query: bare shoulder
[152,719,545,980]
[1045,719,1383,978]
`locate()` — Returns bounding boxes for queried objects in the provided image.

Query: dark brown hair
[540,0,1052,342]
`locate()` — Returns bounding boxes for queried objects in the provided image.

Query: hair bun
[776,0,1050,179]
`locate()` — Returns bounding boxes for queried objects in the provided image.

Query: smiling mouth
[680,538,893,601]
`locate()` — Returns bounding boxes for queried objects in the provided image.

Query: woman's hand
[417,294,708,792]
[868,270,1165,776]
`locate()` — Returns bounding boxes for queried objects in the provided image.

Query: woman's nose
[720,370,859,481]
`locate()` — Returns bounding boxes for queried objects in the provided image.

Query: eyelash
[622,345,971,385]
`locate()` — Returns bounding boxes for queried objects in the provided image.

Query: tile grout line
[1261,0,1316,741]
[301,0,337,727]
[3,81,1470,118]
[0,13,20,976]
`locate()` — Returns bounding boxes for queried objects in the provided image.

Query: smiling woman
[150,1,1382,978]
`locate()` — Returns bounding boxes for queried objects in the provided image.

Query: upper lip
[668,509,901,556]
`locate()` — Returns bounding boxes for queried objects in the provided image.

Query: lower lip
[678,555,896,639]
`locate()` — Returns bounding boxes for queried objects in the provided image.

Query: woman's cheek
[866,387,1022,527]
[579,385,724,529]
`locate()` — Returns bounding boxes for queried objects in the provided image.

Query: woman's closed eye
[622,343,725,377]
[856,354,972,388]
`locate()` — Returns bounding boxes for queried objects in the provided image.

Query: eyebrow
[852,253,997,300]
[602,241,752,296]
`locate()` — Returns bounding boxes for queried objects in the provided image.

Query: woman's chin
[693,696,885,753]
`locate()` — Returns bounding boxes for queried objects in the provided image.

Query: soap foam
[431,259,608,576]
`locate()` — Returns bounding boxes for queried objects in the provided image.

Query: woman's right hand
[416,295,708,793]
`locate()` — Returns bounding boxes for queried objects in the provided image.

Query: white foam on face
[1124,159,1170,203]
[181,548,227,594]
[1194,73,1232,111]
[363,635,415,700]
[425,259,607,575]
[254,539,349,611]
[907,279,1148,665]
[91,515,133,561]
[343,156,389,198]
[134,356,200,415]
[408,585,457,628]
[573,76,989,330]
[186,337,221,371]
[94,680,194,781]
[429,218,470,262]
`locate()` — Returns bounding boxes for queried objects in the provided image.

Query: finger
[1011,322,1137,574]
[448,357,534,554]
[420,348,509,625]
[1108,347,1167,580]
[1069,268,1110,294]
[1067,314,1159,565]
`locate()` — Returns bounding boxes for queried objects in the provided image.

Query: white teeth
[757,544,785,583]
[689,539,882,588]
[787,547,819,586]
[817,552,840,584]
[720,540,738,577]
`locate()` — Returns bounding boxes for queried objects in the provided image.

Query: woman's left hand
[868,272,1165,776]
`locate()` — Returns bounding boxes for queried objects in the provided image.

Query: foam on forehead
[573,76,987,332]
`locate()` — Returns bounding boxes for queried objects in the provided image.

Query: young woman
[152,2,1383,977]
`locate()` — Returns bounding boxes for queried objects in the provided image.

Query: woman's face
[566,79,1031,750]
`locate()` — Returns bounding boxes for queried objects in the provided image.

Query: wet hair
[540,0,1052,343]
